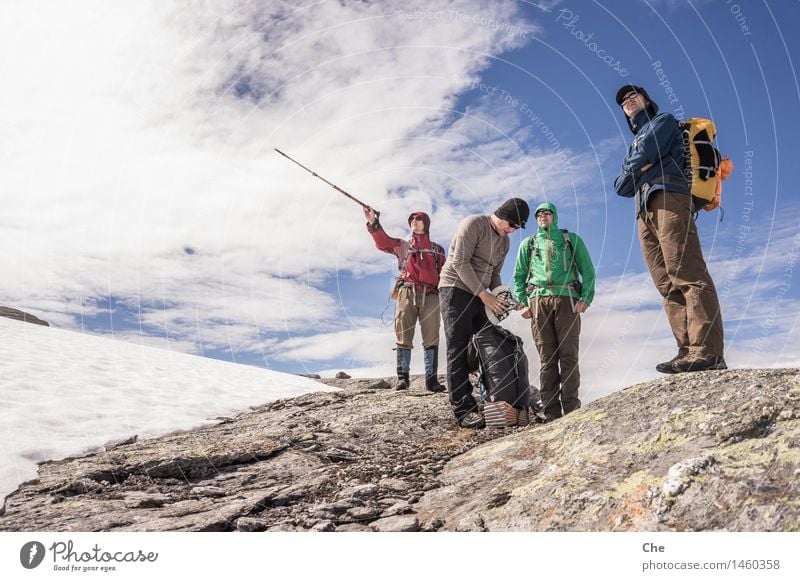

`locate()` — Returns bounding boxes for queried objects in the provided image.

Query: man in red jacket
[364,207,446,392]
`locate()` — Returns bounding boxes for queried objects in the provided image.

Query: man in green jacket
[513,202,596,422]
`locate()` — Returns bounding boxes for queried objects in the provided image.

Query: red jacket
[367,212,445,294]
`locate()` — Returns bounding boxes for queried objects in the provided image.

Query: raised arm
[364,206,402,256]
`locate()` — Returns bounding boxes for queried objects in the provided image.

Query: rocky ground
[2,369,799,532]
[0,375,504,532]
[415,368,800,531]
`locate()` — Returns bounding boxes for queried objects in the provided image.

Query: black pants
[439,287,489,420]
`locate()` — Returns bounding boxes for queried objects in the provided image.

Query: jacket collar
[628,105,659,134]
[410,232,431,249]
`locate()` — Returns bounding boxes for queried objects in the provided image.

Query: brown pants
[395,286,440,349]
[638,190,724,357]
[531,296,581,419]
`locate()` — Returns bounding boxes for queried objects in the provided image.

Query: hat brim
[616,85,640,105]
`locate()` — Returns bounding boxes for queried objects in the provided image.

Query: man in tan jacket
[438,198,530,429]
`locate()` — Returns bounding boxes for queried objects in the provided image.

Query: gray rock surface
[0,375,482,532]
[370,515,420,532]
[335,523,372,532]
[1,369,798,532]
[0,306,49,326]
[413,369,800,531]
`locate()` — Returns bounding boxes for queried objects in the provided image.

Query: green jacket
[512,202,596,306]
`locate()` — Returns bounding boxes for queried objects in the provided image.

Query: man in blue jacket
[613,84,725,373]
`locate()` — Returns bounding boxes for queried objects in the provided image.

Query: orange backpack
[679,118,734,214]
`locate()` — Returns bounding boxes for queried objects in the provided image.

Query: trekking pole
[274,148,379,218]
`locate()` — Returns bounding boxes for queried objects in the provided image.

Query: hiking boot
[458,411,485,429]
[396,347,411,391]
[425,375,445,393]
[423,346,445,392]
[656,350,690,374]
[670,354,727,373]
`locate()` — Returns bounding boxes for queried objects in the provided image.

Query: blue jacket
[614,104,689,214]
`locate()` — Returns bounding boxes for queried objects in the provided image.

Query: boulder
[0,306,49,326]
[370,515,420,532]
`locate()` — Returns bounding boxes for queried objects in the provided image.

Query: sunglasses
[621,92,640,104]
[536,210,554,217]
[410,215,424,221]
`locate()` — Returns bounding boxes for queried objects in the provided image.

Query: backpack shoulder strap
[398,239,412,273]
[526,235,538,286]
[560,229,572,250]
[528,235,538,257]
[432,242,445,270]
[561,229,578,278]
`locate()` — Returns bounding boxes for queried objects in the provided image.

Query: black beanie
[615,84,658,111]
[494,198,530,228]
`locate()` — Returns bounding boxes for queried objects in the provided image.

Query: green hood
[535,202,559,236]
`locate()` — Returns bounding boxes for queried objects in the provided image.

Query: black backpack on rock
[470,324,531,411]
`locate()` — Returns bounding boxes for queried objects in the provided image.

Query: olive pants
[638,190,724,358]
[531,296,581,420]
[395,286,440,349]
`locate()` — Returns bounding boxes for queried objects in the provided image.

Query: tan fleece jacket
[438,215,509,296]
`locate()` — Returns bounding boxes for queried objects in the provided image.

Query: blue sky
[1,0,797,400]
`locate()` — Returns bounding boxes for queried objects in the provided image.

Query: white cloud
[0,0,548,352]
[276,318,394,363]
